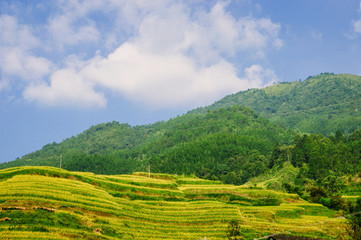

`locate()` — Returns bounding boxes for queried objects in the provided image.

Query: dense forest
[0,105,294,184]
[191,73,361,136]
[2,73,361,210]
[266,129,361,210]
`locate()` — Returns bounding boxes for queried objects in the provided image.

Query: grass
[0,166,348,239]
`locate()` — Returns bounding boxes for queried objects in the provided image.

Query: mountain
[3,73,361,186]
[2,73,361,227]
[0,166,344,239]
[0,105,294,184]
[191,73,361,136]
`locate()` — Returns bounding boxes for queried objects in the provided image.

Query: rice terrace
[2,1,361,239]
[0,166,347,239]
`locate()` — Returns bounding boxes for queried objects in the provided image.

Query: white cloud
[354,20,361,33]
[0,15,53,90]
[126,1,282,61]
[80,43,257,108]
[27,43,276,109]
[244,65,278,87]
[23,69,106,108]
[237,17,283,50]
[0,15,39,49]
[47,14,100,48]
[352,1,361,34]
[272,38,284,49]
[2,1,283,109]
[0,48,53,81]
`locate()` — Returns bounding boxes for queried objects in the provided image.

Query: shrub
[319,197,331,207]
[254,196,281,206]
[347,215,361,239]
[346,197,361,239]
[309,185,327,203]
[226,220,244,240]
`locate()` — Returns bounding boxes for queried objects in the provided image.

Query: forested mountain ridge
[0,105,294,184]
[190,73,361,135]
[3,73,361,188]
[2,74,361,238]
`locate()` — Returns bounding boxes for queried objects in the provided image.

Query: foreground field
[0,167,347,239]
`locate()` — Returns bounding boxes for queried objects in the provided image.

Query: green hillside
[0,167,347,239]
[191,73,361,135]
[0,105,294,184]
[3,73,361,188]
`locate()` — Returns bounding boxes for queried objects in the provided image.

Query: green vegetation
[346,198,361,239]
[0,105,294,185]
[1,73,361,238]
[0,167,347,239]
[226,220,244,240]
[2,74,361,187]
[243,129,361,214]
[273,129,361,181]
[191,73,361,136]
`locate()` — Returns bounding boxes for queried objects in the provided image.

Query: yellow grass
[0,167,347,239]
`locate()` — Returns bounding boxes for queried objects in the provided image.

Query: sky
[1,0,361,163]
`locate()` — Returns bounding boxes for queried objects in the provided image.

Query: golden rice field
[0,167,348,239]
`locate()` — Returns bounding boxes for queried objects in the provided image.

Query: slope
[190,73,361,135]
[0,105,294,184]
[0,166,346,239]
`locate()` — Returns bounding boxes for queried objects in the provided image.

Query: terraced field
[0,167,347,239]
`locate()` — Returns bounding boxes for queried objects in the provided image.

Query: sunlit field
[0,167,347,239]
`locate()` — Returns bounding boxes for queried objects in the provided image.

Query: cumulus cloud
[0,15,39,49]
[132,1,282,62]
[79,43,271,108]
[28,44,277,109]
[24,1,282,108]
[0,15,53,89]
[1,1,283,109]
[47,14,100,48]
[0,48,53,82]
[23,69,106,108]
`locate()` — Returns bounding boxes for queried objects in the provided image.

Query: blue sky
[1,0,361,163]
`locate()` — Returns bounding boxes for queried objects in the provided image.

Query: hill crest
[190,73,361,135]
